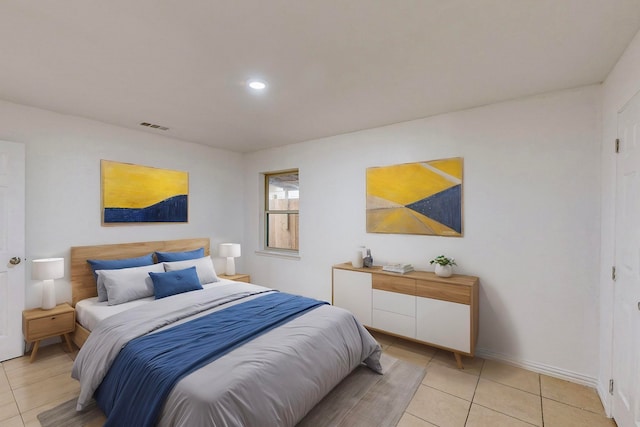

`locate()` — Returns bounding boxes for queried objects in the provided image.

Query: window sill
[255,249,301,261]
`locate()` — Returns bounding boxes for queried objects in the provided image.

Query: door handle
[9,257,21,265]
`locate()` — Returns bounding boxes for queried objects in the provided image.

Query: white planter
[434,264,453,278]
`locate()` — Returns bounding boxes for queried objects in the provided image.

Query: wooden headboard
[70,238,210,306]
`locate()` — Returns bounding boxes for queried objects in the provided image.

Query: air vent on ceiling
[140,122,169,131]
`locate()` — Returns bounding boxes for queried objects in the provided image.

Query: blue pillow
[87,254,155,302]
[155,248,205,263]
[149,266,203,299]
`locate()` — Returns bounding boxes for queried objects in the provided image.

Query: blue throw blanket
[95,291,327,427]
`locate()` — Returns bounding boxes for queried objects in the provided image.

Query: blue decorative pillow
[87,254,155,302]
[155,248,205,263]
[149,266,203,299]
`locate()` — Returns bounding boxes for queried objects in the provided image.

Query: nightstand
[219,273,251,283]
[22,303,75,362]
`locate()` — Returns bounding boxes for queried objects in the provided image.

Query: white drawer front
[372,289,416,316]
[372,309,416,338]
[416,297,470,353]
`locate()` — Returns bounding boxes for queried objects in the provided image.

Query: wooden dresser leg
[29,341,40,363]
[454,352,464,369]
[62,334,73,352]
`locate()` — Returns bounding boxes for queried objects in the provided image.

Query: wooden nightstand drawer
[219,273,250,283]
[26,312,74,341]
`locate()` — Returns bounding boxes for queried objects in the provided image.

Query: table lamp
[219,243,241,275]
[32,258,64,310]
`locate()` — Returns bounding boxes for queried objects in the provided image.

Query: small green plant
[429,255,457,266]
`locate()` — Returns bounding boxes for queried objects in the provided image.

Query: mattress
[75,278,236,331]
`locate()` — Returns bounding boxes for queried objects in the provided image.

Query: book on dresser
[382,263,414,274]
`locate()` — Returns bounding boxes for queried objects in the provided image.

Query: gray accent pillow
[87,254,155,302]
[97,263,165,306]
[163,256,219,285]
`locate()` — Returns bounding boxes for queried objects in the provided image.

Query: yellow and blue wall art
[366,157,463,236]
[101,160,189,224]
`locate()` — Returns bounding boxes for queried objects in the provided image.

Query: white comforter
[72,282,382,426]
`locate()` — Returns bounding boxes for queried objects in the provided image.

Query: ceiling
[1,1,640,153]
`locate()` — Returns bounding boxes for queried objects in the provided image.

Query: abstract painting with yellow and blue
[366,157,463,236]
[101,160,188,224]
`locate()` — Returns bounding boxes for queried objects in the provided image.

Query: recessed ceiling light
[248,80,267,90]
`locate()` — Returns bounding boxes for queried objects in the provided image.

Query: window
[265,170,299,252]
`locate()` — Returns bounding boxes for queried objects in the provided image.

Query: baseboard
[474,347,598,388]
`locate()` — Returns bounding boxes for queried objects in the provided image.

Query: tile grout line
[7,346,81,422]
[480,376,542,397]
[472,360,543,427]
[471,403,539,426]
[464,370,484,426]
[542,396,612,416]
[463,359,483,426]
[399,354,435,426]
[1,363,22,425]
[409,354,436,426]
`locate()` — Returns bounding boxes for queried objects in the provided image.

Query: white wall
[0,73,605,385]
[598,28,640,413]
[244,86,602,383]
[0,100,245,309]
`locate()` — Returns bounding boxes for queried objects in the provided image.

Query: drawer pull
[51,317,56,320]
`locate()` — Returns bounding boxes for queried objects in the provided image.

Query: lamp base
[225,257,236,276]
[41,279,56,310]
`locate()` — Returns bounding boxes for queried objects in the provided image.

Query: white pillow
[97,263,165,306]
[163,256,219,285]
[96,274,108,302]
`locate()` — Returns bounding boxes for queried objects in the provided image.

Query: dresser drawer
[26,312,75,341]
[372,309,416,338]
[372,274,416,295]
[415,280,471,305]
[372,289,416,317]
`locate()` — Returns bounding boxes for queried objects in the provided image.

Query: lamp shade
[219,243,241,258]
[32,258,65,280]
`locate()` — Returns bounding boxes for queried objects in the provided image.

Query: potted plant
[429,255,456,278]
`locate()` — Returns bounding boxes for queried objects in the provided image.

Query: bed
[69,238,382,426]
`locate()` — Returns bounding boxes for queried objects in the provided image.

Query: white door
[612,92,640,427]
[0,141,25,362]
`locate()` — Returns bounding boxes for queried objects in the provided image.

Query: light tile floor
[370,331,617,427]
[0,334,616,427]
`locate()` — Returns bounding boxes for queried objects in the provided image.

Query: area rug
[298,353,426,427]
[38,353,425,427]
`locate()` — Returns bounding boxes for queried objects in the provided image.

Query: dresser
[332,263,479,368]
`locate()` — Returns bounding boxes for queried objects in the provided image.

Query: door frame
[609,90,640,426]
